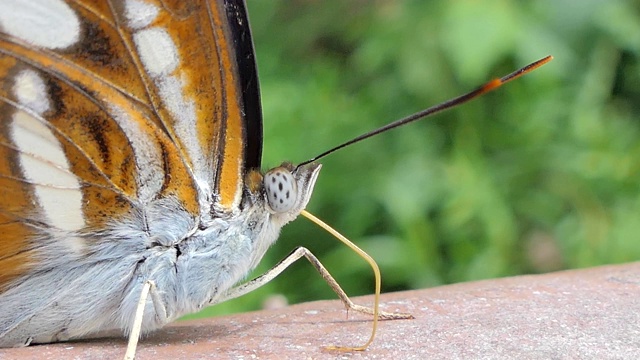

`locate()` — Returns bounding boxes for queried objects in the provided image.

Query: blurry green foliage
[187,0,640,319]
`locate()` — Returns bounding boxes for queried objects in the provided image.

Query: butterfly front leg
[210,246,413,320]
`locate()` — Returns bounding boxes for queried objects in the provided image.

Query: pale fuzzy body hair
[0,165,321,347]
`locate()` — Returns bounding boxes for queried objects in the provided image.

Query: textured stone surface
[2,262,640,359]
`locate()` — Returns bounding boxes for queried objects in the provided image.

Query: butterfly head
[245,162,322,224]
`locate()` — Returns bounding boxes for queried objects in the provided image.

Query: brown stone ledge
[3,262,640,359]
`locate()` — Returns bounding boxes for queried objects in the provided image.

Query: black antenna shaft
[297,55,552,168]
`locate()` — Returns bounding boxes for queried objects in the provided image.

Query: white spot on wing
[11,70,85,254]
[132,26,210,194]
[11,112,85,232]
[134,27,179,77]
[155,75,205,177]
[125,0,159,30]
[14,69,51,114]
[11,112,79,190]
[108,104,164,204]
[0,0,80,49]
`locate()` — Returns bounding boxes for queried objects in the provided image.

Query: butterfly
[0,0,551,356]
[0,0,416,353]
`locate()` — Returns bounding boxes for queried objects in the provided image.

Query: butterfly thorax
[150,163,322,317]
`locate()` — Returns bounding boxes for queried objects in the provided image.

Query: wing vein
[0,95,136,204]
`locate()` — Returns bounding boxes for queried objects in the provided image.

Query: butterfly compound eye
[264,167,298,213]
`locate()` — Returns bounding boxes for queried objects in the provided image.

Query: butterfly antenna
[297,55,553,168]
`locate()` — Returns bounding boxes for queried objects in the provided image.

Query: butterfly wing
[0,0,261,344]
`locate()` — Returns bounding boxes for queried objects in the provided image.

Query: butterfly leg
[123,279,168,360]
[211,247,413,320]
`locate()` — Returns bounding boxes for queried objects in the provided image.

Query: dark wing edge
[223,0,262,171]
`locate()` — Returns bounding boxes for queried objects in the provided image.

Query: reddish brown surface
[3,262,640,359]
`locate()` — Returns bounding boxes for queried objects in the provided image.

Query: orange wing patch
[109,0,251,210]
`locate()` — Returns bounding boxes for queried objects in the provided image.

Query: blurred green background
[188,0,640,319]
